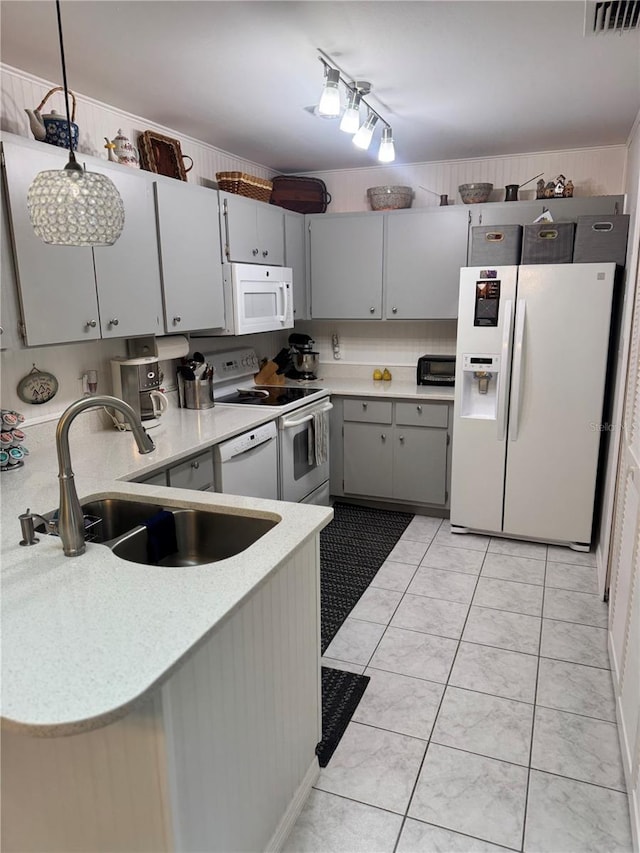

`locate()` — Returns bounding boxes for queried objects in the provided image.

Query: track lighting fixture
[28,0,124,246]
[315,50,396,162]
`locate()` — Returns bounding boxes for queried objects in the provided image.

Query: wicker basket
[216,171,273,203]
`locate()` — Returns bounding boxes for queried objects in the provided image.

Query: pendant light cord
[55,0,78,166]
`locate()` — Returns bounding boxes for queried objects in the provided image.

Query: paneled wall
[301,147,627,213]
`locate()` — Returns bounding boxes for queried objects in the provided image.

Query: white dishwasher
[213,420,279,500]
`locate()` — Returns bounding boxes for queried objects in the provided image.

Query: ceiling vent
[585,0,640,34]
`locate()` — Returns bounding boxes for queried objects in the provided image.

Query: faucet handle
[19,508,39,546]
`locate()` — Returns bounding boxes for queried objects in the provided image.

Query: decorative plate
[17,364,59,404]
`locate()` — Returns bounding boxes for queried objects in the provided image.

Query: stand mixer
[285,334,320,381]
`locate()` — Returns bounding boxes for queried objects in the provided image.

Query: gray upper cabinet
[219,190,284,265]
[283,210,308,319]
[89,161,163,339]
[469,195,624,227]
[385,207,469,319]
[2,139,100,346]
[308,212,384,319]
[155,179,225,333]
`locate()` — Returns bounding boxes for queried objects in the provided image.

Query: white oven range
[206,348,332,506]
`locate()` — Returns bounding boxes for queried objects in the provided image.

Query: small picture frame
[137,131,193,181]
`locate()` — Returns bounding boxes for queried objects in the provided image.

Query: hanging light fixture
[317,66,341,117]
[315,50,397,162]
[339,88,362,134]
[378,126,395,163]
[27,0,124,247]
[352,112,379,151]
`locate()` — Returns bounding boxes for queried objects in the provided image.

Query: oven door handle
[281,402,333,429]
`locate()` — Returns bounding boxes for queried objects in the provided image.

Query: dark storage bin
[470,225,522,265]
[270,176,332,214]
[522,222,575,264]
[573,214,630,266]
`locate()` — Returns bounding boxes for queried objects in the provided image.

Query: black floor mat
[317,666,370,767]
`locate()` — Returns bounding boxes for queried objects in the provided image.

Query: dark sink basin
[79,498,165,543]
[111,508,278,567]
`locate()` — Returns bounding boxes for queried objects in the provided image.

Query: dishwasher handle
[281,402,333,429]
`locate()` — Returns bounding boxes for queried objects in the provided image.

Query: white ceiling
[1,1,639,173]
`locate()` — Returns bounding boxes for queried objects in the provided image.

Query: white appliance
[451,263,616,549]
[207,347,332,505]
[213,421,279,500]
[215,263,293,336]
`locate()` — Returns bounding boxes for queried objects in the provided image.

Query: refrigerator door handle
[509,299,527,442]
[497,299,513,441]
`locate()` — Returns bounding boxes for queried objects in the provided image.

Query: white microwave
[216,263,293,336]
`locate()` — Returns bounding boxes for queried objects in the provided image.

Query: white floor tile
[473,576,543,617]
[432,686,534,765]
[462,606,541,655]
[536,657,616,721]
[524,770,633,853]
[421,542,485,575]
[369,626,458,684]
[397,819,509,853]
[545,561,599,594]
[409,743,528,850]
[324,618,386,666]
[407,565,478,604]
[316,721,426,814]
[321,657,366,675]
[401,514,443,542]
[349,587,403,625]
[433,522,490,552]
[449,641,538,703]
[488,537,547,560]
[391,593,469,639]
[543,587,608,629]
[531,706,626,791]
[355,668,444,739]
[540,618,610,669]
[387,538,430,566]
[546,545,597,567]
[481,552,546,586]
[282,789,404,853]
[371,559,419,593]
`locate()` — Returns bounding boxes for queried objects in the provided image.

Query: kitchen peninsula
[1,404,332,852]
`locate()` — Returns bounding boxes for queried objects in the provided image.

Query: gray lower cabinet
[384,207,469,319]
[2,135,163,345]
[308,212,384,319]
[219,190,284,265]
[341,397,451,506]
[284,210,308,319]
[155,179,225,333]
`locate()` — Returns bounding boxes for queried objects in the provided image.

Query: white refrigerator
[450,263,616,548]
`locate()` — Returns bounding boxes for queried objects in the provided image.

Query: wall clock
[17,364,59,404]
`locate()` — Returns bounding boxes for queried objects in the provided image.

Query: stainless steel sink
[111,509,278,567]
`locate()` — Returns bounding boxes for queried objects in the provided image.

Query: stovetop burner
[215,384,324,407]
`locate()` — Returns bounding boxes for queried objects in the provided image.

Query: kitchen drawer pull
[252,248,259,256]
[191,461,200,469]
[417,405,422,413]
[392,306,398,314]
[369,307,375,314]
[173,316,182,324]
[85,319,97,328]
[381,433,386,441]
[262,250,269,257]
[109,318,119,327]
[399,435,405,442]
[362,402,368,410]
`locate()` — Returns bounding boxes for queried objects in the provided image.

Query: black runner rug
[317,502,414,766]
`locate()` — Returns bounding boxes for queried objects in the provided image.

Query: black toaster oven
[416,355,456,386]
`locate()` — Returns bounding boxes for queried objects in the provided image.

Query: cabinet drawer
[167,450,215,490]
[136,469,168,487]
[343,399,393,424]
[395,402,448,428]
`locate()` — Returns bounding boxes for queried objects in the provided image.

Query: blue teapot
[25,86,79,150]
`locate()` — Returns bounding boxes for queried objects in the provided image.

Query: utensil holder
[177,375,214,409]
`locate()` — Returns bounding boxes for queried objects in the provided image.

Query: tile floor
[283,515,633,853]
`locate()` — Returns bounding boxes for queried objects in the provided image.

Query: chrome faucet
[53,395,155,556]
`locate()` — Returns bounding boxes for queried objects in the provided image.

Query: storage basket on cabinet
[216,171,273,203]
[470,225,523,266]
[573,215,630,266]
[522,222,575,264]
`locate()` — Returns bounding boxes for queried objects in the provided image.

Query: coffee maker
[110,356,168,428]
[285,333,320,381]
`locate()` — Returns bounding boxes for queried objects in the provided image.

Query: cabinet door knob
[191,461,200,469]
[369,307,375,314]
[252,248,259,256]
[417,405,422,413]
[173,316,182,324]
[399,435,405,443]
[109,318,119,327]
[85,319,97,328]
[392,306,398,314]
[362,402,368,410]
[381,434,386,441]
[262,250,269,257]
